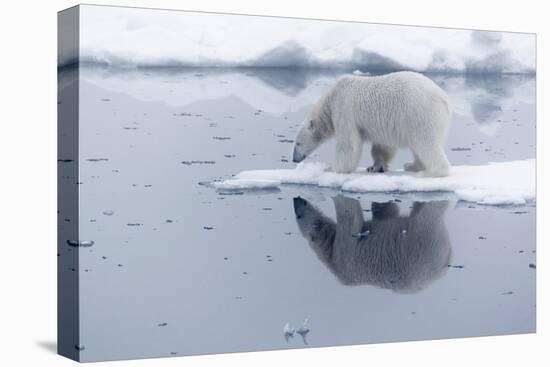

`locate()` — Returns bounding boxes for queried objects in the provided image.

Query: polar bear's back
[328,71,450,147]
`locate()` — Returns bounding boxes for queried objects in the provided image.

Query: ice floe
[226,159,535,205]
[211,178,281,191]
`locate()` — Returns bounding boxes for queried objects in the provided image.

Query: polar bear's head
[293,96,334,163]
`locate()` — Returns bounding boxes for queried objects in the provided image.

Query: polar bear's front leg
[332,129,363,173]
[333,195,365,241]
[368,144,397,173]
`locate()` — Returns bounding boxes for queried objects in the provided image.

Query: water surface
[58,66,536,361]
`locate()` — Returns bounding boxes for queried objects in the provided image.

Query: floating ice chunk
[352,229,370,238]
[231,159,535,206]
[296,318,310,336]
[352,70,370,75]
[212,178,281,191]
[283,322,295,342]
[297,318,310,345]
[236,162,353,188]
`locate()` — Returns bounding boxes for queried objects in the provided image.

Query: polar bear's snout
[293,196,308,216]
[293,143,306,163]
[293,119,324,162]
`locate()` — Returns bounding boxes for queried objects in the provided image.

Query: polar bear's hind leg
[411,144,450,177]
[367,144,397,173]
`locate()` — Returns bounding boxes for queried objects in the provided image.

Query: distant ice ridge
[75,5,535,74]
[226,159,535,205]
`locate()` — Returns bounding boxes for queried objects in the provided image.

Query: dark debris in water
[203,226,214,230]
[158,322,168,327]
[127,223,143,227]
[182,160,215,165]
[86,158,109,162]
[278,139,294,143]
[67,240,94,247]
[100,98,110,102]
[451,147,472,151]
[173,112,193,117]
[529,263,536,269]
[501,291,514,295]
[478,236,487,240]
[224,154,236,158]
[352,230,370,238]
[447,264,464,269]
[123,127,139,130]
[212,136,231,140]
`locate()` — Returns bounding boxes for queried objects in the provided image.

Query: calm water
[58,66,536,361]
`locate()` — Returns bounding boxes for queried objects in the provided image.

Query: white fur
[293,71,451,177]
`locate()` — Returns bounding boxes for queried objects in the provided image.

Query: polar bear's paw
[367,164,386,173]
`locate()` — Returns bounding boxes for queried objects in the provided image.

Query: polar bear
[292,71,451,177]
[293,196,451,292]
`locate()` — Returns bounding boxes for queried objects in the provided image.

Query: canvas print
[57,4,536,362]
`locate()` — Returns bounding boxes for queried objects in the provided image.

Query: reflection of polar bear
[292,72,451,177]
[293,196,451,292]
